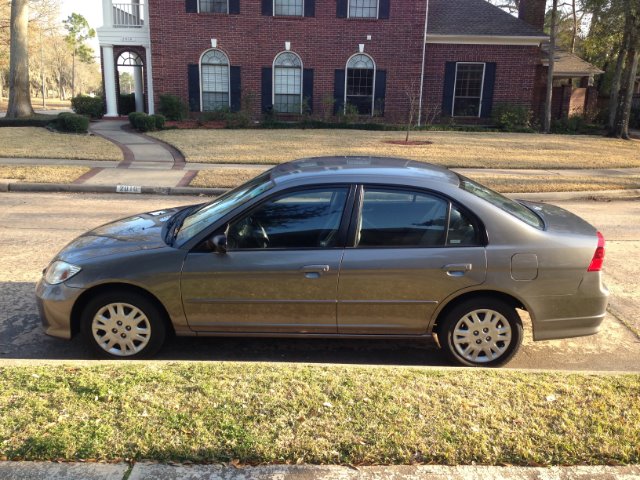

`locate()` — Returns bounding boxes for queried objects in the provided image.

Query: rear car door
[337,186,487,335]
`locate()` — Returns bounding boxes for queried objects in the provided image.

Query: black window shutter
[303,69,314,113]
[334,69,345,115]
[442,62,456,117]
[186,0,198,13]
[230,66,241,112]
[229,0,240,14]
[374,70,387,116]
[262,0,273,16]
[378,0,390,19]
[188,64,200,112]
[304,0,315,17]
[481,62,496,118]
[336,0,347,18]
[262,67,273,113]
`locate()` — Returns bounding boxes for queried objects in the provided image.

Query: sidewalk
[1,462,639,480]
[0,119,639,201]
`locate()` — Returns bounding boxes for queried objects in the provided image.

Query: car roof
[269,156,461,187]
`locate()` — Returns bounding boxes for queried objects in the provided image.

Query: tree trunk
[544,0,558,133]
[570,0,578,53]
[71,50,76,98]
[613,49,639,139]
[6,0,34,118]
[608,17,631,131]
[0,71,4,103]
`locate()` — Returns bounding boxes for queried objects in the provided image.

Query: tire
[438,297,523,367]
[81,290,166,359]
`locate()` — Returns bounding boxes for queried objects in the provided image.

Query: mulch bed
[165,120,226,129]
[383,140,433,146]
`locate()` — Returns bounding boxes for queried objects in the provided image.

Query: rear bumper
[35,278,84,339]
[530,273,609,341]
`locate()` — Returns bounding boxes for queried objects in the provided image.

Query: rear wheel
[439,297,523,367]
[81,291,166,359]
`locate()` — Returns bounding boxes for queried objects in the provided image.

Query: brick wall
[148,0,427,122]
[423,43,540,123]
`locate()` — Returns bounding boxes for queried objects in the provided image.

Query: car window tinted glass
[176,172,275,245]
[357,188,448,247]
[447,204,480,246]
[459,176,544,230]
[227,188,349,249]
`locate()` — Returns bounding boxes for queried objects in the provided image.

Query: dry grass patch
[150,129,640,169]
[0,127,122,161]
[189,167,640,194]
[0,165,89,183]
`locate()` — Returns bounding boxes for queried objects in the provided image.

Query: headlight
[44,261,82,285]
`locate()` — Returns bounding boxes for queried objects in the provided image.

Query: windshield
[459,176,544,230]
[174,171,275,245]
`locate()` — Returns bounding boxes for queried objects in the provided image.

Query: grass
[189,167,640,193]
[149,129,640,169]
[0,165,90,183]
[0,364,639,465]
[0,127,122,161]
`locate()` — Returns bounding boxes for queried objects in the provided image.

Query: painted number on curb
[116,185,142,194]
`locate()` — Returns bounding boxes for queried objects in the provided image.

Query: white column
[145,46,155,114]
[134,66,144,112]
[102,0,113,28]
[102,45,119,117]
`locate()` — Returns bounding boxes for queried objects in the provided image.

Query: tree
[544,0,559,133]
[6,0,34,118]
[63,12,95,98]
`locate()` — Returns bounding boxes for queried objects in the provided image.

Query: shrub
[118,94,136,116]
[202,108,230,122]
[151,114,166,130]
[129,113,157,132]
[550,115,600,135]
[158,94,187,121]
[491,103,533,132]
[630,107,640,129]
[224,112,250,129]
[57,113,90,133]
[128,111,146,129]
[0,114,57,127]
[71,95,104,119]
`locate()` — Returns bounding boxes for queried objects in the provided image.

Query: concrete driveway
[0,192,638,370]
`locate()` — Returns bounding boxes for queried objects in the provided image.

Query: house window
[349,0,377,18]
[274,0,303,16]
[453,63,485,117]
[273,52,303,114]
[346,53,375,115]
[199,0,228,13]
[201,49,230,111]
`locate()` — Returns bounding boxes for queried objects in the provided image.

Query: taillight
[588,231,605,272]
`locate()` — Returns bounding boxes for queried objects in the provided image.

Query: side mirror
[211,234,227,254]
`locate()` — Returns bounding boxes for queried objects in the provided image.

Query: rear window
[459,177,544,230]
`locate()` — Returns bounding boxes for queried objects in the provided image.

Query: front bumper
[35,278,85,339]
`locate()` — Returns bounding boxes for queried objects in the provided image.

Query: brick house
[98,0,560,123]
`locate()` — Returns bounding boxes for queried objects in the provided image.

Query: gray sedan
[36,157,609,366]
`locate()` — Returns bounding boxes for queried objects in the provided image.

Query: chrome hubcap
[92,303,151,357]
[452,309,512,363]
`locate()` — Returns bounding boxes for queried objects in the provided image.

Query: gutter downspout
[417,0,430,126]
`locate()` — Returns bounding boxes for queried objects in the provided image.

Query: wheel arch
[431,289,527,336]
[70,282,175,338]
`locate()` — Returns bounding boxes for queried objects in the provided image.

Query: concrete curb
[1,180,639,202]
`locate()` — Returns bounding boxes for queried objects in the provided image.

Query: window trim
[199,48,231,112]
[272,0,304,16]
[272,51,304,114]
[452,62,486,118]
[344,52,376,117]
[197,0,229,13]
[202,184,357,252]
[346,184,487,249]
[347,0,380,19]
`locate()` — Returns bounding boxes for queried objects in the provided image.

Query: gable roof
[541,46,604,77]
[428,0,548,39]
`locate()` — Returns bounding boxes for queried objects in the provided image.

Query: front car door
[181,186,353,333]
[337,186,487,335]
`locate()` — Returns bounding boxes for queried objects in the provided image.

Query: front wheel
[81,291,166,359]
[438,297,523,367]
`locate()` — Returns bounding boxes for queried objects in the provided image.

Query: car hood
[56,208,181,263]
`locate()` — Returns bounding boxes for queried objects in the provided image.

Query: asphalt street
[0,191,638,370]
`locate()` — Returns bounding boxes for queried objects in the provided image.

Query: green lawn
[1,364,638,465]
[149,129,640,169]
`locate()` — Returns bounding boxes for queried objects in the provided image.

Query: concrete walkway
[1,463,639,480]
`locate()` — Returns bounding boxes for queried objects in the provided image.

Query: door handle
[301,265,330,279]
[443,263,472,277]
